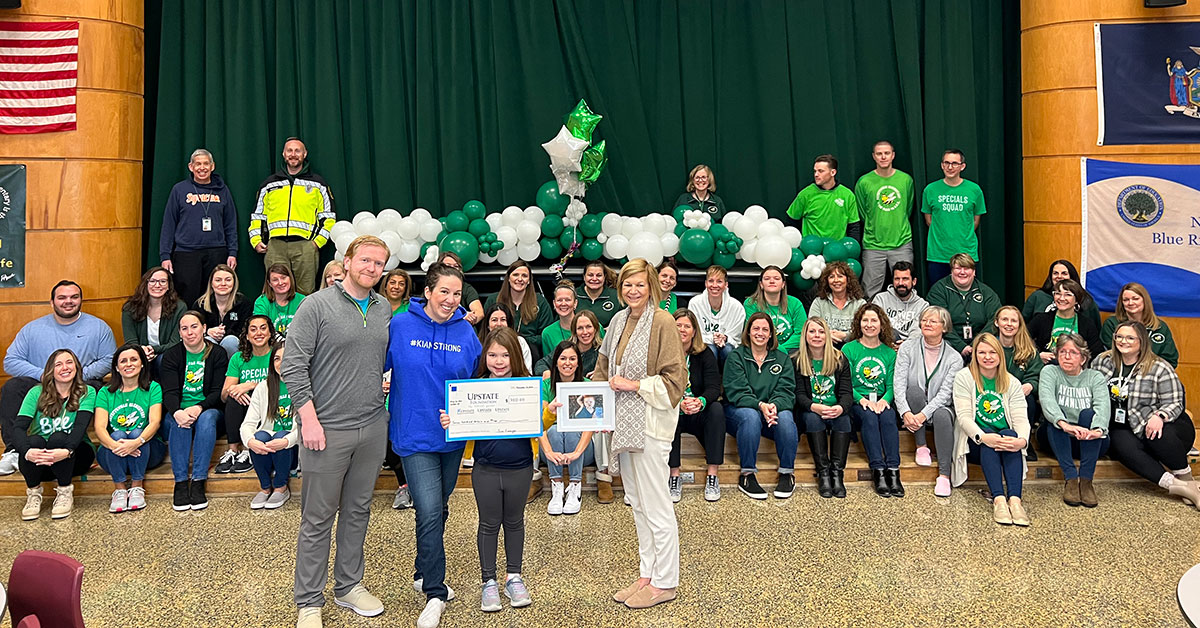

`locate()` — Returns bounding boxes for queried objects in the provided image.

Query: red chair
[7,550,85,628]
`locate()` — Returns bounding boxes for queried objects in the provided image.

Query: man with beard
[786,154,862,241]
[0,280,116,474]
[282,236,391,628]
[871,262,928,344]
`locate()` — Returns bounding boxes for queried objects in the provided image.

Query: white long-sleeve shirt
[687,291,746,348]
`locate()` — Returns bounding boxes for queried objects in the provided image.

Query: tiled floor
[0,482,1196,627]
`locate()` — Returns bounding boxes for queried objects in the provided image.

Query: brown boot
[1063,478,1081,507]
[526,476,543,503]
[596,479,614,504]
[1079,478,1098,508]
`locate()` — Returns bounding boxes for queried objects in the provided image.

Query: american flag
[0,20,78,134]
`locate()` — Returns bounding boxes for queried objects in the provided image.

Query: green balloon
[715,240,728,254]
[799,235,825,256]
[679,228,715,265]
[559,227,580,249]
[536,181,569,215]
[845,258,863,279]
[564,99,603,143]
[786,248,806,273]
[468,219,490,238]
[445,211,470,233]
[839,237,862,260]
[672,205,691,224]
[440,232,480,271]
[581,239,604,260]
[462,200,486,221]
[493,240,505,252]
[726,237,742,253]
[479,232,495,243]
[822,240,850,262]
[420,242,434,257]
[674,223,687,237]
[791,274,815,292]
[709,223,730,240]
[578,214,602,238]
[540,238,563,259]
[541,214,565,238]
[713,251,737,269]
[579,140,607,184]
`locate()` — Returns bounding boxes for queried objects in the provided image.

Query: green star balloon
[564,99,602,143]
[579,141,607,184]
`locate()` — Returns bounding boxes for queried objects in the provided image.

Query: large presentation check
[444,377,544,441]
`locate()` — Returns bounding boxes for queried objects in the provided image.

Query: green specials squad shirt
[921,179,986,263]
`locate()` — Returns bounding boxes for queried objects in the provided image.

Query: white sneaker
[563,482,582,515]
[0,450,18,475]
[416,598,445,628]
[547,481,564,515]
[127,486,147,511]
[531,468,543,481]
[412,579,456,601]
[109,488,128,513]
[462,457,474,468]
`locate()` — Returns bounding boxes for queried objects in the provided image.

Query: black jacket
[794,355,853,416]
[686,348,721,406]
[1027,311,1104,359]
[196,292,255,340]
[161,342,229,415]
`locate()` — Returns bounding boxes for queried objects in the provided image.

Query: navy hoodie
[471,372,536,470]
[159,173,239,261]
[387,297,483,456]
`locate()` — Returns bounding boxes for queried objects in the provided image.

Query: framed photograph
[554,381,615,432]
[444,377,544,441]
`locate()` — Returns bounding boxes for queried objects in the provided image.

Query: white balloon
[604,234,629,259]
[627,232,664,266]
[396,216,420,240]
[357,216,380,236]
[333,233,356,252]
[384,255,400,271]
[541,125,588,172]
[378,208,402,226]
[621,216,642,238]
[524,206,546,225]
[596,233,608,244]
[601,213,624,236]
[334,249,344,262]
[767,218,784,231]
[517,221,541,244]
[756,220,780,239]
[781,226,803,248]
[379,230,403,255]
[641,214,668,236]
[733,216,758,240]
[495,226,517,248]
[352,211,374,226]
[660,232,680,257]
[502,205,526,227]
[410,208,433,223]
[485,212,504,230]
[744,205,769,223]
[479,252,498,264]
[330,221,355,241]
[739,240,758,264]
[756,235,791,269]
[397,239,421,263]
[517,241,541,262]
[722,211,743,229]
[419,219,442,242]
[496,248,519,266]
[563,216,579,227]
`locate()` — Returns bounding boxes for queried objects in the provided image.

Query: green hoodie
[575,285,620,328]
[743,296,808,353]
[926,276,1001,353]
[721,345,796,409]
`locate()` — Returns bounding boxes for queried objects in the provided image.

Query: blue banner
[1096,22,1200,145]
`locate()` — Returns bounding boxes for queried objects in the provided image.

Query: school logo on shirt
[876,185,902,212]
[834,199,845,207]
[811,375,834,398]
[972,293,983,303]
[185,367,204,384]
[976,390,1005,421]
[1116,184,1164,228]
[769,363,783,375]
[856,356,886,383]
[1150,331,1166,344]
[185,192,223,205]
[36,414,73,435]
[602,301,615,311]
[110,401,147,430]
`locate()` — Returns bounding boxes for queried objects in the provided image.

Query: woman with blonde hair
[794,317,852,498]
[673,164,726,218]
[1099,282,1179,367]
[320,260,345,289]
[195,264,254,357]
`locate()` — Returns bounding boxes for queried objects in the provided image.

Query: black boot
[830,431,851,498]
[885,468,906,498]
[871,469,890,497]
[807,432,833,498]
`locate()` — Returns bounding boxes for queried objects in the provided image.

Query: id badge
[201,216,213,232]
[962,325,973,340]
[1114,408,1126,425]
[869,392,878,404]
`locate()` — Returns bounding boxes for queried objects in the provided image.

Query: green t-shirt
[841,341,897,403]
[921,178,986,263]
[392,302,409,316]
[182,350,207,407]
[96,382,162,433]
[541,321,573,357]
[1048,314,1078,350]
[854,169,915,250]
[743,296,808,352]
[809,359,837,405]
[975,376,1009,431]
[254,293,305,337]
[20,385,97,439]
[659,293,678,314]
[226,351,271,384]
[273,382,294,432]
[786,183,860,239]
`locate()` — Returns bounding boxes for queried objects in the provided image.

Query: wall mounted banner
[0,164,25,288]
[1095,21,1200,145]
[1081,158,1199,317]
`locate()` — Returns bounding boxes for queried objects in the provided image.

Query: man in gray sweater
[282,235,391,628]
[871,261,929,344]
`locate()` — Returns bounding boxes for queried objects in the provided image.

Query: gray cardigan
[893,336,963,417]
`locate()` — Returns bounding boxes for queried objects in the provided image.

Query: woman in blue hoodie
[158,149,240,307]
[387,262,482,628]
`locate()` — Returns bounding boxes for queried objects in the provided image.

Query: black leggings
[18,433,95,488]
[1108,418,1195,483]
[669,401,726,468]
[471,463,532,582]
[0,377,38,450]
[384,440,407,485]
[224,397,248,446]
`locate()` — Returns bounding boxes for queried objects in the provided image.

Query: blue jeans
[165,408,221,481]
[96,434,166,483]
[706,342,734,367]
[726,406,797,473]
[403,449,463,601]
[853,405,900,470]
[927,262,951,286]
[540,424,595,481]
[1042,409,1110,481]
[969,427,1024,498]
[801,410,852,433]
[251,430,295,489]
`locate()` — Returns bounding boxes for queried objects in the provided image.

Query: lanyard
[191,184,213,218]
[1112,362,1136,406]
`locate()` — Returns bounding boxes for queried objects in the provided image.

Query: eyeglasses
[148,279,169,286]
[1059,349,1082,357]
[1113,334,1138,342]
[941,161,964,167]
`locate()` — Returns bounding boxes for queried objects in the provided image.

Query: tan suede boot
[1063,478,1081,506]
[1079,478,1098,508]
[596,479,614,504]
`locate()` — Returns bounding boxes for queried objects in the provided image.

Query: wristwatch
[971,433,983,445]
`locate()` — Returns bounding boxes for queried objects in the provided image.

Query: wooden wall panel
[1023,223,1080,289]
[0,229,143,304]
[1021,22,1095,93]
[9,0,144,27]
[76,20,144,94]
[0,161,142,231]
[0,92,142,161]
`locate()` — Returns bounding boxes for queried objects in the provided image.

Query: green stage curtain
[147,0,1021,298]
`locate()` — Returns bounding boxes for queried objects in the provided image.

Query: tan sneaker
[992,496,1012,525]
[22,486,43,521]
[1063,478,1081,506]
[1008,497,1030,527]
[334,584,383,617]
[296,607,322,628]
[51,484,74,520]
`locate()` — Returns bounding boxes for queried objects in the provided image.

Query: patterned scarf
[600,307,653,475]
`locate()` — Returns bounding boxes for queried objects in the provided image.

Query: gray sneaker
[704,474,721,502]
[109,489,128,513]
[503,575,531,608]
[480,579,501,612]
[265,488,290,509]
[393,484,412,510]
[127,486,147,511]
[250,491,271,510]
[668,476,682,503]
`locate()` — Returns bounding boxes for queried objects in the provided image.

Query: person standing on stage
[786,154,862,241]
[159,149,240,307]
[854,140,914,296]
[921,148,986,285]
